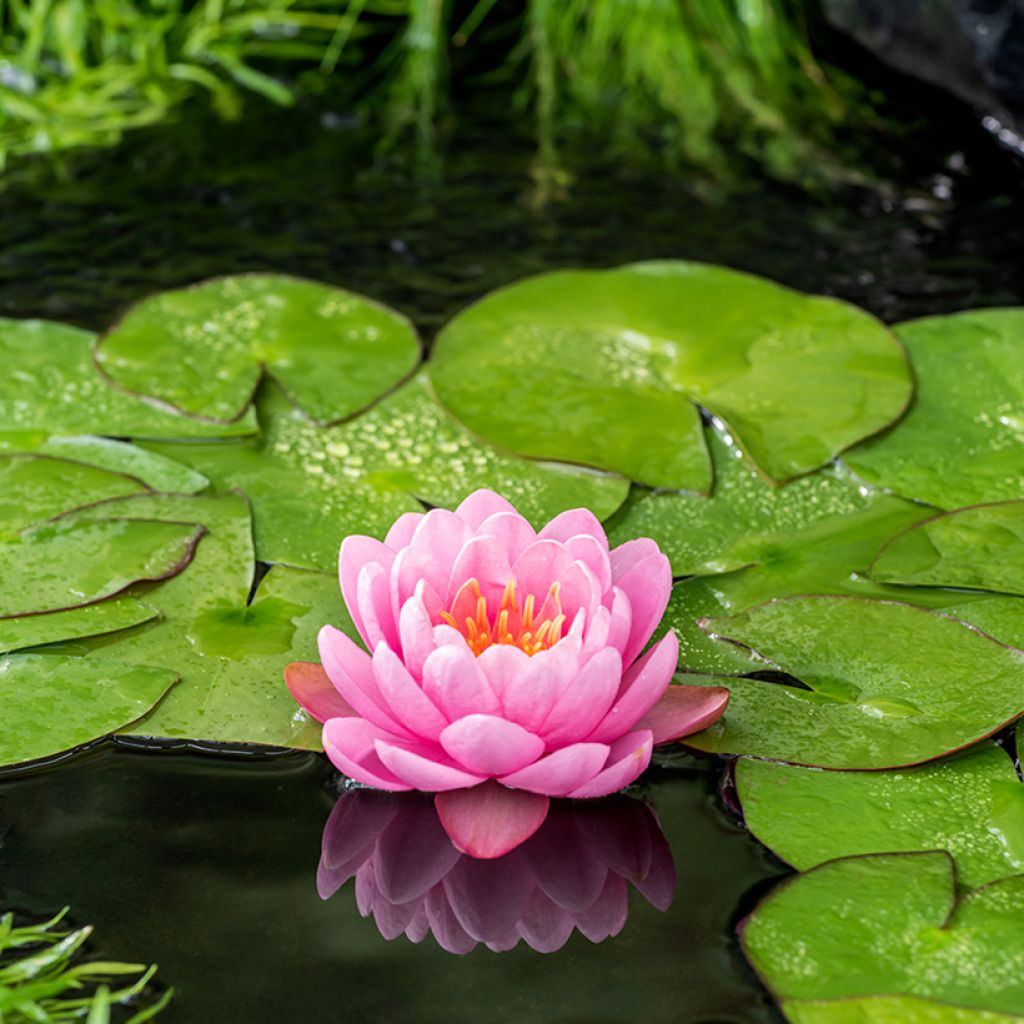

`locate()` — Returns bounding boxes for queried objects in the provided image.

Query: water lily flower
[287,489,728,852]
[317,787,676,955]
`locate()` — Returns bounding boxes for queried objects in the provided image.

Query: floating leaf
[871,502,1024,597]
[742,852,1024,1016]
[0,516,205,619]
[736,744,1024,887]
[0,318,257,438]
[0,453,149,534]
[144,375,629,571]
[0,434,208,494]
[845,310,1024,507]
[0,654,177,767]
[431,262,910,487]
[95,274,421,423]
[607,428,887,576]
[783,996,1023,1024]
[0,599,159,655]
[683,597,1024,768]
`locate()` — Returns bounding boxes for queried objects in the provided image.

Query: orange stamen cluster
[439,577,565,657]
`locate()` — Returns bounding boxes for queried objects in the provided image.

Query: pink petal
[374,796,462,902]
[454,489,519,530]
[510,540,573,603]
[575,874,629,942]
[356,562,400,651]
[517,890,576,953]
[322,717,412,792]
[474,643,531,701]
[318,625,415,739]
[475,511,537,563]
[606,587,633,656]
[638,684,730,746]
[538,647,622,747]
[498,641,580,732]
[389,546,447,641]
[384,511,423,549]
[581,605,611,658]
[499,742,610,796]
[565,533,612,592]
[554,560,602,632]
[397,587,438,680]
[609,537,660,580]
[375,738,487,791]
[408,508,473,578]
[446,534,514,608]
[422,643,501,720]
[539,508,609,549]
[614,551,672,665]
[339,536,394,642]
[372,643,449,741]
[587,632,678,743]
[440,714,545,775]
[568,729,654,798]
[435,782,550,859]
[285,661,358,723]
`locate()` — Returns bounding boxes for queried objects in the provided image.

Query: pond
[0,51,1023,1024]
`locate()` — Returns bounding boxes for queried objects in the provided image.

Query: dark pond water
[1,46,1023,1024]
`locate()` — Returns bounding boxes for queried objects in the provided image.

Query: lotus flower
[317,786,676,954]
[287,489,728,852]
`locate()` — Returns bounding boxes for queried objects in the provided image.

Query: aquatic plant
[0,908,170,1022]
[0,0,859,182]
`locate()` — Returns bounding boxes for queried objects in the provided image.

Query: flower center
[439,577,566,657]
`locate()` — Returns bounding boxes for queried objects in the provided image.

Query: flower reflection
[317,787,675,954]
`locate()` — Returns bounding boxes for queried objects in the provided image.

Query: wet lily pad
[431,262,910,487]
[0,599,159,655]
[743,852,1024,1016]
[783,996,1023,1024]
[0,318,257,438]
[95,274,421,424]
[683,597,1024,768]
[871,501,1024,596]
[0,653,177,768]
[607,428,887,576]
[736,744,1024,887]
[144,375,629,571]
[0,516,205,619]
[845,309,1024,508]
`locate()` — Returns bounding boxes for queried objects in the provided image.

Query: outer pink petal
[498,742,610,796]
[384,511,423,550]
[422,642,501,720]
[614,551,672,665]
[372,643,449,741]
[435,782,550,859]
[555,560,602,632]
[440,714,545,775]
[606,587,632,656]
[285,661,358,724]
[638,684,730,746]
[538,647,622,747]
[408,509,473,579]
[318,624,415,738]
[565,533,612,592]
[539,508,608,549]
[587,632,678,743]
[609,537,660,580]
[510,539,573,602]
[474,511,537,563]
[356,562,400,651]
[375,739,487,791]
[454,489,519,530]
[446,534,514,608]
[581,605,611,659]
[397,587,437,680]
[322,717,413,791]
[568,729,653,798]
[339,536,394,642]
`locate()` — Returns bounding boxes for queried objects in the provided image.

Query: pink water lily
[288,489,728,849]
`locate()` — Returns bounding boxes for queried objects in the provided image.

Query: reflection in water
[317,789,675,954]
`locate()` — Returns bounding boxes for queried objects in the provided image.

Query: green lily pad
[0,599,159,655]
[0,434,208,494]
[0,653,177,768]
[0,453,149,534]
[607,428,888,576]
[845,309,1024,507]
[0,516,205,619]
[144,375,629,571]
[736,744,1024,887]
[783,996,1023,1024]
[871,502,1024,596]
[742,852,1024,1016]
[430,262,910,487]
[95,274,421,424]
[0,318,257,438]
[68,492,351,749]
[683,597,1024,768]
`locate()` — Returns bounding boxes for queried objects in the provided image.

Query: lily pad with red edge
[735,743,1024,887]
[870,501,1024,596]
[681,596,1024,769]
[0,598,159,655]
[430,261,910,489]
[741,851,1024,1016]
[95,274,421,425]
[782,996,1023,1024]
[0,654,178,768]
